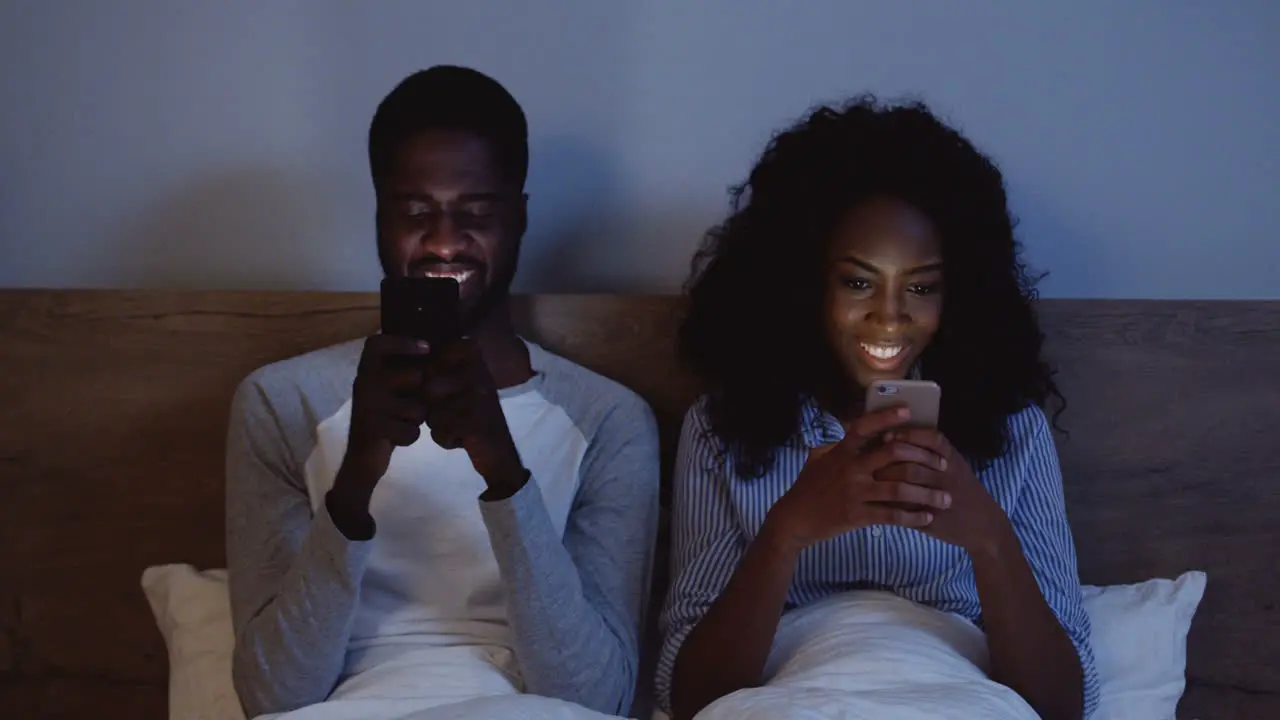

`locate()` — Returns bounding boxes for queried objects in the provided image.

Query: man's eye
[461,202,500,219]
[843,277,872,291]
[405,201,434,217]
[909,282,941,296]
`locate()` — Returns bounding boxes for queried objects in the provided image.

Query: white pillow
[141,564,247,720]
[142,565,1205,720]
[1083,570,1207,720]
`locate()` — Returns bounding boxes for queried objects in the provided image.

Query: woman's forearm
[670,517,801,720]
[971,524,1085,720]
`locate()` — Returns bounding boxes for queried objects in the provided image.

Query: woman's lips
[857,341,910,372]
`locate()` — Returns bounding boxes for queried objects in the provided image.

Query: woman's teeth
[860,342,904,360]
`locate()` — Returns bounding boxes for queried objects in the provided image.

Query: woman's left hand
[876,428,1013,556]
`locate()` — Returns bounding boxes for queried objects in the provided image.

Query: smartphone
[865,379,941,428]
[379,276,462,347]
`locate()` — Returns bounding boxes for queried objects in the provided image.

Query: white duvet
[264,645,623,720]
[690,590,1039,720]
[269,590,1034,720]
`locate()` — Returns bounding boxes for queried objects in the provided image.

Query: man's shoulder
[527,342,656,437]
[233,339,362,421]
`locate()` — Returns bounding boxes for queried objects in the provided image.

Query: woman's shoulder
[682,395,731,445]
[1005,403,1053,445]
[988,403,1059,474]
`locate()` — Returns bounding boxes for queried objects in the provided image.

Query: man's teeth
[861,343,904,360]
[423,270,473,282]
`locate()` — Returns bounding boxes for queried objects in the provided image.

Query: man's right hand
[326,334,432,538]
[762,406,953,553]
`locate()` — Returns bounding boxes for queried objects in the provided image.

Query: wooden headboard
[1,290,1277,719]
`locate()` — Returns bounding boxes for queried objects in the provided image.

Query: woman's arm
[974,414,1099,719]
[886,411,1099,720]
[970,521,1087,720]
[669,518,802,720]
[659,404,945,720]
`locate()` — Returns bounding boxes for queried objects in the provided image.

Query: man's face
[376,129,526,329]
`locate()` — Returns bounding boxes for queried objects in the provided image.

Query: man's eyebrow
[384,191,506,203]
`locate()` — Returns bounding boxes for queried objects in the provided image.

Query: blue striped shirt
[656,398,1100,717]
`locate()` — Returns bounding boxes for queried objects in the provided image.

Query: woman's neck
[816,381,866,425]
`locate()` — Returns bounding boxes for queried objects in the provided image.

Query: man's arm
[225,377,373,718]
[479,394,660,716]
[975,418,1100,720]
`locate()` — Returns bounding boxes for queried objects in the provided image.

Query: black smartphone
[379,276,462,347]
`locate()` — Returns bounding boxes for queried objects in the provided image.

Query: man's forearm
[230,508,372,718]
[670,518,799,720]
[480,480,641,715]
[970,525,1084,720]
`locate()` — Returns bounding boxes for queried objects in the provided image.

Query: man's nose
[421,214,468,261]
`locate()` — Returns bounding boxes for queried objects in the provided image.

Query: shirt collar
[799,397,845,449]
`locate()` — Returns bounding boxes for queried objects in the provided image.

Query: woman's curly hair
[680,95,1062,479]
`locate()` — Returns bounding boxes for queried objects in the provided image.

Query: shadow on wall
[520,134,717,295]
[104,146,715,295]
[1007,187,1100,300]
[103,166,368,291]
[519,134,622,293]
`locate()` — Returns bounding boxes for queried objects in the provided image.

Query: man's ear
[514,192,529,237]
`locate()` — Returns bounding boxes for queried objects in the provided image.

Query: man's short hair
[368,66,529,189]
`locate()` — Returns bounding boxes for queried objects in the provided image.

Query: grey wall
[2,1,1277,298]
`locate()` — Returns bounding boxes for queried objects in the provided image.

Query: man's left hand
[420,338,527,497]
[874,428,1013,557]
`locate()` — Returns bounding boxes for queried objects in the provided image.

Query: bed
[0,290,1276,718]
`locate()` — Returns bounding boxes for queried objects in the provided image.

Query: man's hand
[876,428,1013,557]
[421,338,527,499]
[328,334,432,537]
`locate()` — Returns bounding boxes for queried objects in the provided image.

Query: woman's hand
[877,427,1012,556]
[764,407,953,553]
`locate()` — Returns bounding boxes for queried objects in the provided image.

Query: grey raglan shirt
[225,339,660,718]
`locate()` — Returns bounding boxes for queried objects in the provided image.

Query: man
[225,66,660,718]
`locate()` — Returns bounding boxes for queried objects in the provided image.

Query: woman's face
[824,196,945,392]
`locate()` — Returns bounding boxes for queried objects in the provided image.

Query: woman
[657,97,1098,720]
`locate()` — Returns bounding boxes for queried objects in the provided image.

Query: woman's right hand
[764,406,952,552]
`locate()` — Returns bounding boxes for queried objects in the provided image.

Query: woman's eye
[909,282,941,296]
[842,277,872,291]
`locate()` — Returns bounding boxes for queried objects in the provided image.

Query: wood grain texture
[0,290,1276,719]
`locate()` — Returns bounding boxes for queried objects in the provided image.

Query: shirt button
[871,527,883,538]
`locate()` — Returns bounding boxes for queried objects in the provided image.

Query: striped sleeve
[1008,409,1101,718]
[654,403,749,713]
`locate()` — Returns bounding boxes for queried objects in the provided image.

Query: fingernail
[940,493,951,509]
[884,432,895,442]
[416,340,431,350]
[939,458,948,471]
[923,512,934,524]
[897,408,910,419]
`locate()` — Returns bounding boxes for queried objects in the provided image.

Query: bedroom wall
[1,1,1277,299]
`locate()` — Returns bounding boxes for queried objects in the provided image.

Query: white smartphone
[865,379,941,428]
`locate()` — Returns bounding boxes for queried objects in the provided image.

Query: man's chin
[459,288,507,333]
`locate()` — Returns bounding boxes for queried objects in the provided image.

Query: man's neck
[471,300,533,389]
